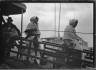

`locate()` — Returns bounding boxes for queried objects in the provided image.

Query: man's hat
[6,17,13,22]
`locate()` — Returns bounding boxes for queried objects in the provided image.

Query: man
[25,16,40,64]
[62,19,82,67]
[2,17,21,57]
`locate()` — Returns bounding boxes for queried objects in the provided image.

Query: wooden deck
[3,56,69,69]
[4,57,44,69]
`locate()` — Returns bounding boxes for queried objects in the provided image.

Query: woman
[62,19,82,67]
[24,16,40,64]
[63,19,82,49]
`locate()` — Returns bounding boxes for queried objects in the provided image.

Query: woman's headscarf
[69,19,78,27]
[30,16,39,23]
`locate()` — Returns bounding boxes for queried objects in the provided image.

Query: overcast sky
[3,3,93,47]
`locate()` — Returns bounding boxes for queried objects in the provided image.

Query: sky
[3,3,93,47]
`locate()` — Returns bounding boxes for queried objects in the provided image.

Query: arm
[25,28,37,33]
[12,24,21,36]
[76,34,82,41]
[71,28,82,40]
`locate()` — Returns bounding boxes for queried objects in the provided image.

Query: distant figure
[25,16,40,64]
[2,17,21,57]
[62,19,82,67]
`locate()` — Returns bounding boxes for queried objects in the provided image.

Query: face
[73,20,78,28]
[34,18,39,23]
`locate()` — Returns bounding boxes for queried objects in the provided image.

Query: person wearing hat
[2,17,21,57]
[25,16,40,64]
[62,19,82,67]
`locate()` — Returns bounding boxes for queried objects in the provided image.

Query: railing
[7,37,93,69]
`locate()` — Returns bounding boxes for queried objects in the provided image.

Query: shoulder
[64,25,74,31]
[11,23,16,26]
[65,25,72,29]
[27,22,33,26]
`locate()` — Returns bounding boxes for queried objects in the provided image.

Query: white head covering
[30,16,39,22]
[69,19,78,26]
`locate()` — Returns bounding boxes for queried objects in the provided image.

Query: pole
[18,9,23,58]
[94,34,96,67]
[74,8,75,19]
[53,3,57,68]
[54,3,56,38]
[58,3,61,38]
[21,9,23,37]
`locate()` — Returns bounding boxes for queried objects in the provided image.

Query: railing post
[40,43,46,65]
[44,43,46,51]
[20,39,23,59]
[94,37,96,68]
[17,39,22,58]
[16,40,19,58]
[26,40,31,61]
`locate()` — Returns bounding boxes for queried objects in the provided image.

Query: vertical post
[94,34,96,68]
[40,43,46,65]
[74,8,75,19]
[58,3,61,38]
[21,9,23,37]
[94,3,96,68]
[18,9,24,58]
[54,3,56,37]
[53,3,56,68]
[44,43,46,51]
[27,41,31,61]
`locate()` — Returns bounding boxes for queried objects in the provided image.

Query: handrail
[15,38,93,54]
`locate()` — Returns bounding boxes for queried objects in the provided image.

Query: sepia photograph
[0,0,95,69]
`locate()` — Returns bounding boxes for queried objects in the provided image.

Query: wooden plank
[5,58,27,69]
[84,63,93,67]
[8,57,30,64]
[7,57,44,69]
[45,47,60,52]
[85,56,93,60]
[81,59,93,65]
